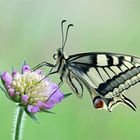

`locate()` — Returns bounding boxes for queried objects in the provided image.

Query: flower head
[1,64,64,114]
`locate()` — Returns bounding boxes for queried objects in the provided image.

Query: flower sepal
[24,106,39,123]
[0,84,11,100]
[18,104,39,123]
[64,93,72,99]
[41,109,56,114]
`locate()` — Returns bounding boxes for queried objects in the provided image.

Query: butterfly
[33,20,140,112]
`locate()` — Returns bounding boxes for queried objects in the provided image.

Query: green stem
[13,107,26,140]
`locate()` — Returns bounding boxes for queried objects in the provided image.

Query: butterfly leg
[32,61,55,71]
[28,69,62,92]
[46,81,63,102]
[37,69,61,84]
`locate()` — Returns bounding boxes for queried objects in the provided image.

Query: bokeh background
[0,0,140,139]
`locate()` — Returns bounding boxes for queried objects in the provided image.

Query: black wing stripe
[121,64,135,79]
[96,66,140,96]
[103,67,112,78]
[123,62,133,69]
[109,67,126,85]
[95,68,105,82]
[74,76,84,95]
[67,70,84,97]
[69,53,97,62]
[72,62,94,66]
[102,67,117,92]
[122,94,136,108]
[121,94,136,111]
[118,66,123,72]
[118,56,124,65]
[68,73,79,94]
[108,67,117,75]
[70,54,124,67]
[106,55,113,66]
[68,54,85,61]
[86,73,98,88]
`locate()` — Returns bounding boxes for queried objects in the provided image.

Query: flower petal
[44,102,55,109]
[8,88,15,97]
[12,69,18,77]
[22,94,29,103]
[27,105,40,113]
[22,65,30,73]
[1,72,12,85]
[49,90,64,103]
[36,70,43,75]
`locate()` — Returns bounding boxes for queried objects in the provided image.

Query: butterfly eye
[53,54,57,60]
[93,97,104,109]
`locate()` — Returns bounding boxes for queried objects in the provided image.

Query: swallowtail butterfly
[34,20,140,112]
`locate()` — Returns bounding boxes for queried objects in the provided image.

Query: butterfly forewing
[68,53,140,97]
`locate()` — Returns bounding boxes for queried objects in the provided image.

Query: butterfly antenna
[62,23,73,50]
[61,20,67,49]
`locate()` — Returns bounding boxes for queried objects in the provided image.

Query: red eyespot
[93,97,104,109]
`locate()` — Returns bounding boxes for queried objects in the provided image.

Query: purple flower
[0,64,64,114]
[27,105,40,113]
[12,69,18,77]
[36,70,43,75]
[1,72,12,85]
[22,95,29,104]
[22,65,30,73]
[8,88,15,96]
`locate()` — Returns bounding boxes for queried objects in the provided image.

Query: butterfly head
[53,48,65,61]
[53,48,69,68]
[53,48,63,60]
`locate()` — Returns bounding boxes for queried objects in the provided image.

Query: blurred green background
[0,0,140,139]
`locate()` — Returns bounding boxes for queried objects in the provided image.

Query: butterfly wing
[65,70,84,98]
[66,52,140,111]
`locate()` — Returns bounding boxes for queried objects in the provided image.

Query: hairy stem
[13,107,26,140]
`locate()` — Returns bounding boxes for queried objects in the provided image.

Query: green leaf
[23,59,27,66]
[18,103,25,108]
[24,108,39,124]
[11,65,14,71]
[64,93,72,99]
[41,109,56,114]
[0,84,11,100]
[0,84,7,94]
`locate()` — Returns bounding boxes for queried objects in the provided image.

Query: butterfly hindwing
[65,70,84,98]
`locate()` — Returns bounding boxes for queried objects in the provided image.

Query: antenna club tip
[70,24,74,26]
[62,20,67,23]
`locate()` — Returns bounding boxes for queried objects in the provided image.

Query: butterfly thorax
[54,48,69,79]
